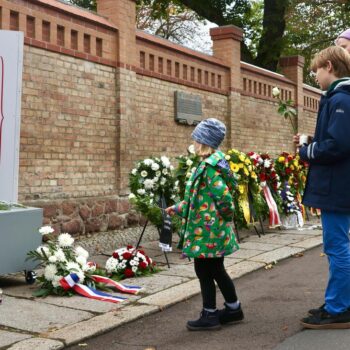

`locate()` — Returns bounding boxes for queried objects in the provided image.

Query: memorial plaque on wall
[174,91,202,125]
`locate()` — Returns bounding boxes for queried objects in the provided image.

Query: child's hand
[165,206,176,216]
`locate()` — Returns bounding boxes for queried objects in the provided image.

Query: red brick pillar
[97,0,137,66]
[279,56,305,133]
[210,25,243,149]
[97,0,137,194]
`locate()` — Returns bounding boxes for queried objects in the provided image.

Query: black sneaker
[301,309,350,329]
[186,309,221,331]
[218,303,244,325]
[308,303,325,316]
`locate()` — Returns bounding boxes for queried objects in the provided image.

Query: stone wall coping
[31,0,118,31]
[241,61,296,86]
[210,25,244,42]
[24,37,117,67]
[279,55,305,68]
[136,30,230,69]
[135,67,229,95]
[303,84,322,95]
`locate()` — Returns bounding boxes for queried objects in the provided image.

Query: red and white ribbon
[59,273,141,303]
[262,185,281,228]
[91,275,141,295]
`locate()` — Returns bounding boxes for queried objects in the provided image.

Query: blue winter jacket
[299,79,350,213]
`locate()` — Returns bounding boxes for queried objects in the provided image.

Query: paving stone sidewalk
[0,223,323,350]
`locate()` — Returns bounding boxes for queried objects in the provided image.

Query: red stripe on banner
[263,185,281,228]
[59,278,71,291]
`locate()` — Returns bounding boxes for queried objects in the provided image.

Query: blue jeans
[322,211,350,314]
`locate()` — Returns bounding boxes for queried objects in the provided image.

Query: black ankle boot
[186,309,221,331]
[218,303,244,325]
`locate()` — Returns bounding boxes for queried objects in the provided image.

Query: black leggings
[194,257,238,309]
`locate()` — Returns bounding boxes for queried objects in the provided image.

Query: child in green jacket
[166,118,243,331]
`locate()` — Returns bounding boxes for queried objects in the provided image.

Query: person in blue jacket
[297,46,350,329]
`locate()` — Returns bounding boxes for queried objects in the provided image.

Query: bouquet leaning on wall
[274,152,307,228]
[225,149,269,229]
[247,152,282,228]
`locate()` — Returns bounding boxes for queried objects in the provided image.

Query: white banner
[0,30,24,202]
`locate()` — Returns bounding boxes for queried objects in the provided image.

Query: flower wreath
[129,156,180,228]
[105,245,157,279]
[225,149,268,229]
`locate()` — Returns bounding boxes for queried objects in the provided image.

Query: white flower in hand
[188,145,195,154]
[272,87,280,97]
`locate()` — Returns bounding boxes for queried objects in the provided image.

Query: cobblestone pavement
[0,222,323,349]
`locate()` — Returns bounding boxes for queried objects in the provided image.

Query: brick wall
[1,0,321,237]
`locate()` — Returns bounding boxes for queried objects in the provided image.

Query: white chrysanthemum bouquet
[128,156,180,228]
[27,226,97,297]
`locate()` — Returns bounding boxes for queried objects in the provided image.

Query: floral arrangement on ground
[27,226,98,297]
[105,245,158,280]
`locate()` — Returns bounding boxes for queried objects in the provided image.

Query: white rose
[128,193,136,199]
[191,167,197,173]
[186,172,191,178]
[141,170,148,178]
[137,189,146,195]
[156,171,161,177]
[151,163,160,171]
[131,168,137,175]
[188,144,195,154]
[160,177,166,185]
[186,159,193,166]
[132,266,138,273]
[272,86,280,97]
[162,168,168,175]
[264,159,271,168]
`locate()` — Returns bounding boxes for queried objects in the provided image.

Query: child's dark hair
[310,46,350,77]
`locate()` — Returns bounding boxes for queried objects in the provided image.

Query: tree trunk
[254,0,289,71]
